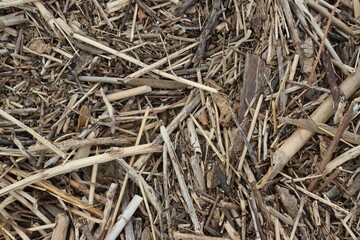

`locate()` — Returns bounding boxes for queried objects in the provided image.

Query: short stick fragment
[104,195,143,240]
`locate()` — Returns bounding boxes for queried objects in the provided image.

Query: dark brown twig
[192,0,223,63]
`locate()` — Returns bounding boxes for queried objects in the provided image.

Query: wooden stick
[279,117,358,145]
[160,126,203,234]
[28,137,132,152]
[0,144,161,196]
[257,67,360,189]
[94,183,118,238]
[0,209,31,240]
[307,105,354,191]
[106,85,152,102]
[104,195,143,240]
[139,181,157,240]
[293,184,349,214]
[0,108,67,159]
[238,95,263,171]
[289,198,305,240]
[0,14,27,28]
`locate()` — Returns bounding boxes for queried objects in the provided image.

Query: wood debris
[1,0,360,239]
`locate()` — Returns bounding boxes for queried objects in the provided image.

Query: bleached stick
[106,85,152,102]
[160,126,203,234]
[0,144,161,196]
[104,195,143,240]
[0,108,66,159]
[257,67,360,188]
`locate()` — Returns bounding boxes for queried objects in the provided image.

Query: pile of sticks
[1,0,360,239]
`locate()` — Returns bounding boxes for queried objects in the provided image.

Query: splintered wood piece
[257,67,360,189]
[275,186,299,219]
[0,0,39,8]
[94,183,118,238]
[238,53,269,123]
[173,232,231,240]
[278,0,303,62]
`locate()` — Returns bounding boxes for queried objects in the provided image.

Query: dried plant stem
[10,168,104,217]
[289,198,305,240]
[238,94,263,171]
[124,42,198,81]
[90,0,113,28]
[0,144,161,196]
[324,144,360,175]
[116,158,162,212]
[94,183,118,238]
[307,0,342,83]
[307,0,353,36]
